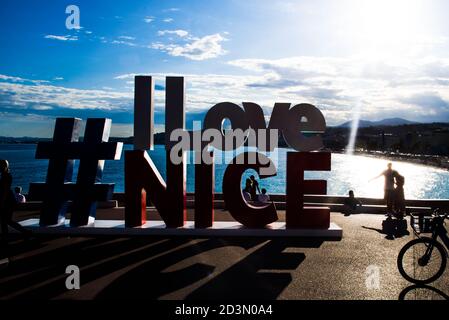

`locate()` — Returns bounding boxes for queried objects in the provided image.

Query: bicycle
[397,209,449,284]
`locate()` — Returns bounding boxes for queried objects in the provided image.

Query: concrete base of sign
[18,219,342,238]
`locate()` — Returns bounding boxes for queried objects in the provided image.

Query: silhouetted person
[343,190,362,216]
[257,188,270,204]
[0,160,31,246]
[243,178,252,202]
[249,175,260,201]
[14,186,26,204]
[370,162,399,215]
[393,174,405,218]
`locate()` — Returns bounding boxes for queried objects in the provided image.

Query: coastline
[330,149,449,171]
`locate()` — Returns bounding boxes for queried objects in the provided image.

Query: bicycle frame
[413,212,449,259]
[433,219,449,252]
[398,212,449,284]
[423,215,449,259]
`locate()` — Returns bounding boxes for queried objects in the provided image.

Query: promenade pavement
[0,209,447,300]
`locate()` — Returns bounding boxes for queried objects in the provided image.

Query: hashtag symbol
[29,118,123,227]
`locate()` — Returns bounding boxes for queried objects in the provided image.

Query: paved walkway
[0,210,448,300]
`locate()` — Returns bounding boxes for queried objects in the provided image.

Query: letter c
[222,152,278,227]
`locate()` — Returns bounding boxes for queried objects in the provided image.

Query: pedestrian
[393,174,406,218]
[370,162,399,215]
[0,160,32,246]
[343,190,362,216]
[249,175,260,201]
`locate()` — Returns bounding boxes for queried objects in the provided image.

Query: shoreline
[336,150,449,171]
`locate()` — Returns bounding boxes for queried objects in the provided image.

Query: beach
[348,150,449,171]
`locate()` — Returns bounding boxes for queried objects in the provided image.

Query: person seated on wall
[243,191,252,202]
[257,188,270,205]
[343,190,362,216]
[14,186,26,204]
[243,178,252,202]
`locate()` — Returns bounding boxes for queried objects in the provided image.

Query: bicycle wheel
[397,237,447,284]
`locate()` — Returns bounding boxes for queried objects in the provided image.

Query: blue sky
[1,0,449,137]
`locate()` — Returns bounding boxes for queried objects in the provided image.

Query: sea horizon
[2,143,448,200]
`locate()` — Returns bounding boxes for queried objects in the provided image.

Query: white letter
[365,265,380,289]
[170,129,189,165]
[66,5,81,30]
[65,265,80,290]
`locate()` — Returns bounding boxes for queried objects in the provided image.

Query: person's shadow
[362,218,409,240]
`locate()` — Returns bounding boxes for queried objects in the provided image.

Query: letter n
[125,76,186,228]
[125,150,186,227]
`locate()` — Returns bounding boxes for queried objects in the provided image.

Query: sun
[339,0,426,58]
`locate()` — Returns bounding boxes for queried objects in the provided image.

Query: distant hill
[0,133,165,145]
[338,117,418,128]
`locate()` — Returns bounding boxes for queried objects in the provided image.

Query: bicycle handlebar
[431,209,448,220]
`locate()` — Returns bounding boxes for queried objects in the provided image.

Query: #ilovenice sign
[27,76,340,237]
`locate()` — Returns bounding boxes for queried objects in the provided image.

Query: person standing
[0,160,31,245]
[370,162,399,215]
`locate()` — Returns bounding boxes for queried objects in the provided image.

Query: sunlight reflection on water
[238,150,449,199]
[1,144,448,199]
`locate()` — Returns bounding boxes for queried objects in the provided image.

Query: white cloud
[0,75,31,82]
[157,29,189,38]
[111,40,137,47]
[32,105,53,110]
[118,36,136,40]
[0,74,50,85]
[0,77,132,112]
[163,18,174,23]
[150,33,227,61]
[3,44,449,135]
[112,53,449,125]
[114,74,135,80]
[44,34,78,41]
[227,56,449,123]
[144,16,155,23]
[164,8,180,12]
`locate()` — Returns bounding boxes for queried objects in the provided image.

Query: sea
[1,144,448,199]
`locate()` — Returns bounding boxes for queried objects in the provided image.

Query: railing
[17,193,447,214]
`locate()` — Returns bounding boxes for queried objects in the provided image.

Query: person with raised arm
[370,162,400,216]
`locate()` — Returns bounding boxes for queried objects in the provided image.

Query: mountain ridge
[338,117,419,128]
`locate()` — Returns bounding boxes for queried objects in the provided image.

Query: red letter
[125,150,186,228]
[286,152,331,229]
[194,151,214,228]
[223,152,278,228]
[126,76,187,228]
